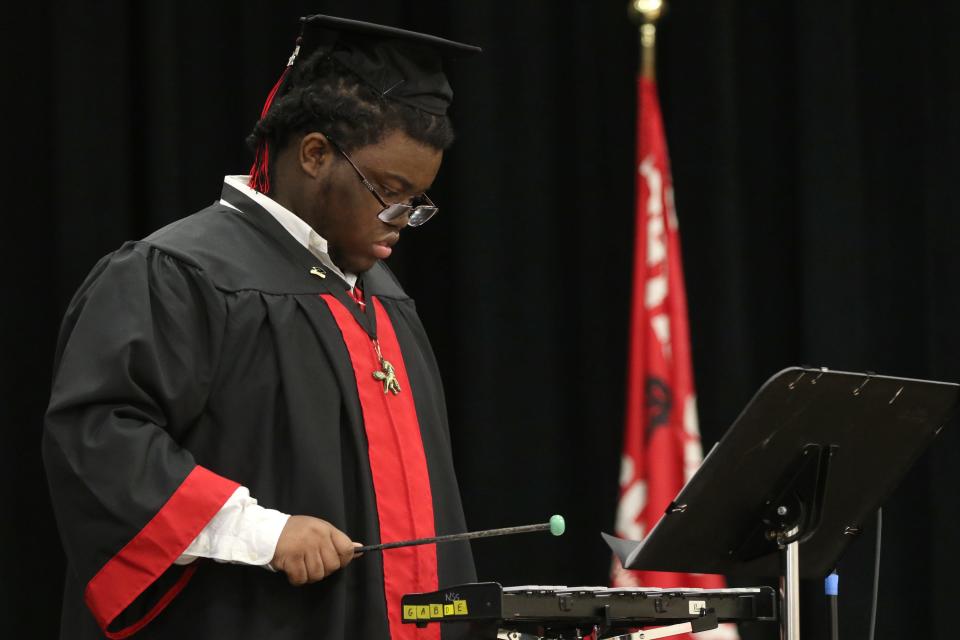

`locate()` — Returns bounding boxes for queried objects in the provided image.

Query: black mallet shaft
[355,515,565,553]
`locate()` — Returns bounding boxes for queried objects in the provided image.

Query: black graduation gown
[43,183,476,639]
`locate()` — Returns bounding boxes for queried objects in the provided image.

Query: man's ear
[299,132,334,178]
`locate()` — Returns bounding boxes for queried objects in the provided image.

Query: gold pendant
[372,357,401,395]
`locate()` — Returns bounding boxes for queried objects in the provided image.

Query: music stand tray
[605,367,959,640]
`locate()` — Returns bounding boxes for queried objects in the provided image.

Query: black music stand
[604,367,959,640]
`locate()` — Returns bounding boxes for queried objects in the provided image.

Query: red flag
[611,76,739,640]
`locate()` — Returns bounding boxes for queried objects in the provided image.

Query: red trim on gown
[84,466,239,638]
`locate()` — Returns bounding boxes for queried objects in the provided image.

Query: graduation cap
[249,14,482,193]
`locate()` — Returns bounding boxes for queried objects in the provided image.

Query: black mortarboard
[249,14,482,193]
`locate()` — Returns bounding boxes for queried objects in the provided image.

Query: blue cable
[826,570,839,640]
[825,571,839,596]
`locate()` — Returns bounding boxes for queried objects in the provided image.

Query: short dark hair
[246,51,456,166]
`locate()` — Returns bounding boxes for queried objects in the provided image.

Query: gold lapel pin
[310,266,326,279]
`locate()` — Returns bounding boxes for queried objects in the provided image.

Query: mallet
[355,514,565,553]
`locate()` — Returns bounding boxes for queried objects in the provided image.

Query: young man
[44,15,479,639]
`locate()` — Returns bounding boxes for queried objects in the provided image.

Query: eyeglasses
[326,136,439,228]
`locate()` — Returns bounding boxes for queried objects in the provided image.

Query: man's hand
[271,515,359,585]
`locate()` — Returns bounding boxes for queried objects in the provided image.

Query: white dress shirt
[221,175,358,289]
[175,175,358,568]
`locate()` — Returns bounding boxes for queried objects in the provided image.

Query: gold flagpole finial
[628,0,664,24]
[628,0,666,80]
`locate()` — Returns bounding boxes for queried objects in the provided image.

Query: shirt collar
[221,175,357,289]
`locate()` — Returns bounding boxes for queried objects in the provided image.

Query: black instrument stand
[605,367,959,640]
[604,612,719,639]
[496,612,718,640]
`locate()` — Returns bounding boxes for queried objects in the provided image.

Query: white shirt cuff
[175,486,289,569]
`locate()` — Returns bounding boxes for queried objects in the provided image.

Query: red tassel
[249,36,302,194]
[248,66,292,193]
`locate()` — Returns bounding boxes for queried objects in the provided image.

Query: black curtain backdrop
[4,1,959,638]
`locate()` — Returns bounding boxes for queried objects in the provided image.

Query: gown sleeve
[43,241,240,637]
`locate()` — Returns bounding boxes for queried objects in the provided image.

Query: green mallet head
[549,514,566,536]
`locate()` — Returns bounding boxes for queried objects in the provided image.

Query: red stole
[320,294,439,640]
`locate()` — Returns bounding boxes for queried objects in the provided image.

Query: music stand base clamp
[764,442,834,640]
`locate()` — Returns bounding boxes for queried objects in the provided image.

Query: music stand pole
[780,538,800,640]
